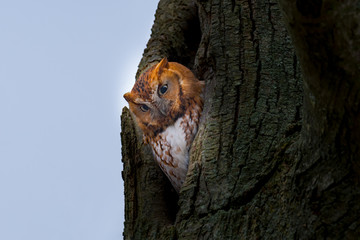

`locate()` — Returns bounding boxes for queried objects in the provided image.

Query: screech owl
[123,57,204,193]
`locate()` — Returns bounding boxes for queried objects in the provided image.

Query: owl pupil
[159,84,168,95]
[140,104,149,112]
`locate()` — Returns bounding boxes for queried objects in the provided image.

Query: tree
[121,0,360,239]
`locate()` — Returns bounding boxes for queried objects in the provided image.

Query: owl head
[124,58,204,138]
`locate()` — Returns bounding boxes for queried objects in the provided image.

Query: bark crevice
[121,0,360,239]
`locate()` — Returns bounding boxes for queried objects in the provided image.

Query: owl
[123,57,204,193]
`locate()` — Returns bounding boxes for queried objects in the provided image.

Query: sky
[0,1,158,239]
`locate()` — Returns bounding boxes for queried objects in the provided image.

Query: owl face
[124,58,204,138]
[124,58,204,192]
[124,58,186,136]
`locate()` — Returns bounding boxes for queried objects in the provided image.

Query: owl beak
[159,107,167,116]
[157,102,171,116]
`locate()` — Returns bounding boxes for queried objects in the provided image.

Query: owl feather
[124,58,204,193]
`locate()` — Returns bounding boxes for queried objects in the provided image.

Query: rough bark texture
[277,0,360,238]
[121,0,360,239]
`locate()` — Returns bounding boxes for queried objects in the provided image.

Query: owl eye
[140,104,150,112]
[158,84,168,95]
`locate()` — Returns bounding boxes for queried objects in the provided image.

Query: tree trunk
[121,0,360,239]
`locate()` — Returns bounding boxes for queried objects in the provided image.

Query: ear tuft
[123,92,133,102]
[154,57,169,75]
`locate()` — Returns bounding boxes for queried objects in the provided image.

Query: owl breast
[124,58,204,193]
[149,104,201,192]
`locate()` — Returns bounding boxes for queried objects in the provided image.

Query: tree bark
[277,0,360,238]
[121,0,360,239]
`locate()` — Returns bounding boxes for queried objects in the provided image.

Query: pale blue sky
[0,1,158,239]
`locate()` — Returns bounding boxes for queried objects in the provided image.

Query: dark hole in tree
[161,174,179,224]
[167,12,202,71]
[159,11,202,224]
